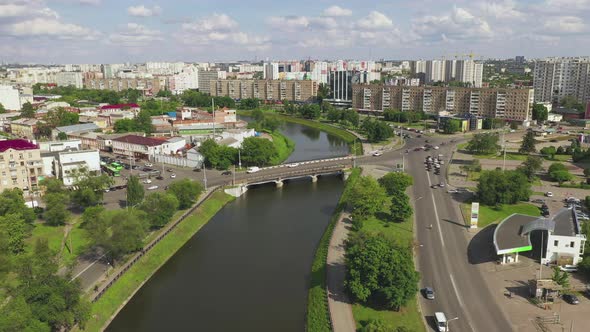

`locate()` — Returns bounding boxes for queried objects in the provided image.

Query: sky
[1,0,589,64]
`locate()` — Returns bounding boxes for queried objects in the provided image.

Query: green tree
[0,188,36,223]
[442,119,461,134]
[466,133,501,154]
[584,168,590,184]
[0,102,5,113]
[477,169,532,205]
[126,175,144,207]
[20,102,36,118]
[342,109,360,127]
[0,213,27,254]
[517,156,543,181]
[0,296,50,332]
[239,98,259,110]
[359,319,392,332]
[390,193,413,222]
[240,137,277,166]
[43,192,70,226]
[106,209,149,260]
[540,146,557,159]
[317,83,330,103]
[136,109,154,134]
[57,131,68,140]
[345,232,419,310]
[551,266,570,288]
[70,168,113,207]
[551,170,573,184]
[560,95,585,112]
[344,176,387,221]
[361,119,393,143]
[532,103,549,122]
[378,172,414,195]
[510,121,518,130]
[167,179,204,209]
[113,118,137,133]
[327,108,341,122]
[519,131,536,154]
[140,192,179,228]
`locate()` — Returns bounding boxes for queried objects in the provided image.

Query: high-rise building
[56,72,83,89]
[212,79,317,102]
[198,70,225,94]
[456,60,483,87]
[533,57,590,105]
[0,139,44,196]
[352,84,534,122]
[515,56,525,65]
[425,60,446,83]
[263,62,279,80]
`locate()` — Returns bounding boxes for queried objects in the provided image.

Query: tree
[0,102,5,113]
[519,131,537,154]
[107,209,149,259]
[327,108,341,122]
[43,192,70,226]
[317,83,330,102]
[560,95,585,112]
[344,176,387,221]
[532,103,549,122]
[477,169,532,205]
[466,133,500,154]
[540,146,557,159]
[0,296,50,332]
[0,213,27,254]
[136,109,154,134]
[442,119,461,134]
[551,266,570,288]
[199,139,237,170]
[517,156,543,181]
[240,137,277,166]
[114,118,137,133]
[126,175,144,207]
[557,146,565,155]
[239,98,259,110]
[510,121,518,130]
[551,170,573,184]
[20,102,36,118]
[378,172,414,196]
[70,169,113,208]
[360,319,392,332]
[345,232,419,310]
[361,119,393,143]
[167,179,204,209]
[0,188,36,223]
[390,193,413,222]
[342,109,360,127]
[140,192,179,228]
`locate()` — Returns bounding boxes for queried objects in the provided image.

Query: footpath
[326,212,356,332]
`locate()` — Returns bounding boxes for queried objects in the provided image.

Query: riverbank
[238,110,363,156]
[306,168,360,332]
[269,131,296,165]
[82,191,234,332]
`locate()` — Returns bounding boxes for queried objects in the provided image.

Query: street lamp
[446,317,459,331]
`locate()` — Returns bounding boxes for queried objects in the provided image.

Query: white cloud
[542,15,586,33]
[127,5,162,17]
[182,13,238,32]
[8,17,97,38]
[545,0,590,10]
[477,0,524,20]
[267,16,309,30]
[412,7,493,42]
[109,23,163,46]
[356,11,393,30]
[78,0,101,5]
[323,5,352,17]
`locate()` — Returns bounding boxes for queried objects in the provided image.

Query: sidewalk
[326,212,356,332]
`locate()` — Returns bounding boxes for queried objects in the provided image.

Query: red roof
[113,135,163,147]
[100,103,140,110]
[0,139,39,152]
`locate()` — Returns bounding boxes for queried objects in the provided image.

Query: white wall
[544,234,586,265]
[39,140,82,152]
[57,150,101,186]
[0,85,22,111]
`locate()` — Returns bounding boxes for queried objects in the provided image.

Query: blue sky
[1,0,589,63]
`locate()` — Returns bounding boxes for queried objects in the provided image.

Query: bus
[101,164,121,177]
[110,162,124,171]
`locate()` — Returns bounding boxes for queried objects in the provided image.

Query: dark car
[422,287,435,300]
[193,167,202,172]
[221,170,232,176]
[166,168,173,172]
[156,175,164,180]
[563,293,579,304]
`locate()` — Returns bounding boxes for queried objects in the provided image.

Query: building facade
[212,79,318,102]
[0,85,22,111]
[56,72,83,88]
[0,140,44,195]
[352,84,534,122]
[533,57,590,105]
[84,77,163,95]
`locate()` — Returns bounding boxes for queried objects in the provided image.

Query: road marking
[426,171,445,248]
[449,274,464,307]
[71,253,106,281]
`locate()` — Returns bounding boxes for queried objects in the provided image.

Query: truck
[246,166,260,174]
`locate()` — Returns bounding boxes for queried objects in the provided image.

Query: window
[28,153,32,158]
[570,241,575,248]
[554,240,559,246]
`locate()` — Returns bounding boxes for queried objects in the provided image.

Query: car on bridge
[287,163,300,168]
[247,166,260,173]
[372,151,383,156]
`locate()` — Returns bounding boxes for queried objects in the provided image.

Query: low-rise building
[160,137,186,155]
[39,139,82,152]
[112,134,165,159]
[52,123,100,140]
[0,139,44,196]
[99,103,140,114]
[54,149,100,186]
[10,118,43,138]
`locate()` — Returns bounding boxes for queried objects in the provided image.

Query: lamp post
[202,163,207,190]
[446,317,459,331]
[238,148,242,169]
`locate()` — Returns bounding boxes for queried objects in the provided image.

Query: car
[372,151,383,157]
[545,192,554,197]
[562,293,579,304]
[532,199,544,204]
[439,183,445,187]
[170,173,177,178]
[247,166,260,174]
[166,168,173,172]
[434,146,440,150]
[143,179,152,184]
[431,185,438,189]
[145,163,153,167]
[221,170,232,175]
[414,148,421,151]
[147,185,159,190]
[423,287,435,300]
[559,265,578,272]
[448,189,458,194]
[103,188,110,193]
[287,162,300,168]
[193,167,202,172]
[156,175,164,180]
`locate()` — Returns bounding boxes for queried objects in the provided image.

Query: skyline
[0,0,589,63]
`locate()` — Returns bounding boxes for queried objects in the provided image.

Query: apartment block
[84,77,163,94]
[352,84,534,122]
[212,79,318,102]
[533,57,590,104]
[56,72,83,88]
[0,139,44,195]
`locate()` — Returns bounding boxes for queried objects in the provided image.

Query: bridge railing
[258,156,353,171]
[236,164,350,185]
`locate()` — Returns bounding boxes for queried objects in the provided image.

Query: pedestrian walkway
[327,212,356,332]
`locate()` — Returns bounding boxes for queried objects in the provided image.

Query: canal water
[106,119,348,332]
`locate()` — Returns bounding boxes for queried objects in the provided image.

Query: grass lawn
[83,191,234,332]
[352,297,425,332]
[360,214,414,247]
[269,131,295,165]
[61,221,91,267]
[28,222,64,255]
[460,202,541,228]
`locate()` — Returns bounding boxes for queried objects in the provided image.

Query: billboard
[470,202,479,228]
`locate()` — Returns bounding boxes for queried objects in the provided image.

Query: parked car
[448,189,458,194]
[221,170,232,176]
[562,293,579,304]
[559,265,578,272]
[545,192,554,197]
[156,175,164,180]
[423,287,435,300]
[166,168,173,172]
[439,183,445,187]
[145,163,153,167]
[170,173,177,178]
[143,179,152,184]
[193,167,202,172]
[147,185,159,190]
[372,151,383,157]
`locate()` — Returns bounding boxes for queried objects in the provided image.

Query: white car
[434,146,439,150]
[145,163,153,167]
[372,151,383,156]
[170,173,177,178]
[448,189,458,193]
[287,163,300,168]
[143,179,152,184]
[246,166,260,174]
[147,185,159,190]
[559,265,578,272]
[545,192,553,197]
[439,183,445,187]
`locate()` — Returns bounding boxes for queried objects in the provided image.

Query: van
[246,166,260,174]
[435,312,448,332]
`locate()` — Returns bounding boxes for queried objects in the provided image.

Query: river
[106,119,349,331]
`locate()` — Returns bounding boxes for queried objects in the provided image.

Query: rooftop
[0,139,39,152]
[100,103,140,110]
[113,134,164,147]
[494,214,539,254]
[55,123,99,133]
